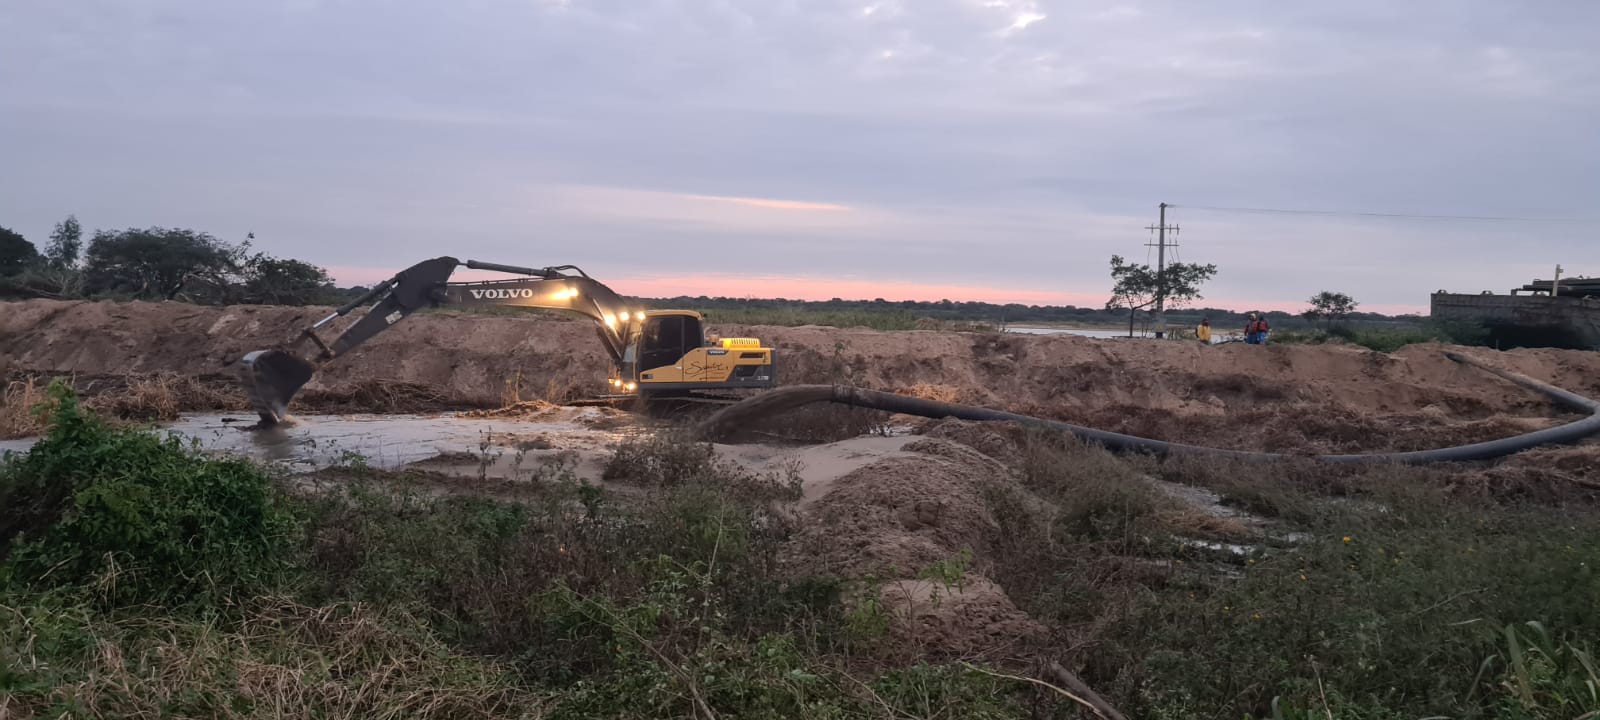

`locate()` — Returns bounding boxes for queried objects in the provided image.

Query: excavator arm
[238,256,641,425]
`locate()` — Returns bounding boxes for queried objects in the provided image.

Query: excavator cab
[613,310,774,395]
[639,312,702,373]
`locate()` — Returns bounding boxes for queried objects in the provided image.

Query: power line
[1167,203,1600,224]
[1144,203,1179,338]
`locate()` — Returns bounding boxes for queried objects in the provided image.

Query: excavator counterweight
[236,257,776,425]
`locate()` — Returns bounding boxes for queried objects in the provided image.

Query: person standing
[1245,313,1271,345]
[1197,318,1212,344]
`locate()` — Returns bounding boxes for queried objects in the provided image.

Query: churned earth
[4,298,1600,716]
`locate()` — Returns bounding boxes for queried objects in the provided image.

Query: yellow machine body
[605,310,775,395]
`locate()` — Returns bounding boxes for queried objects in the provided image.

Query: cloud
[682,194,852,212]
[0,0,1596,313]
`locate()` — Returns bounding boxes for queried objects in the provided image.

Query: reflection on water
[1005,326,1227,343]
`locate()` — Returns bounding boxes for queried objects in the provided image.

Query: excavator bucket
[239,350,317,425]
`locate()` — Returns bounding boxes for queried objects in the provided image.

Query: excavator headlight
[624,382,637,392]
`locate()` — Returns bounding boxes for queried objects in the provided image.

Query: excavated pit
[6,298,1600,660]
[7,298,1600,451]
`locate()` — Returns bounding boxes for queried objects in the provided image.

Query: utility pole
[1145,202,1179,338]
[1553,264,1563,298]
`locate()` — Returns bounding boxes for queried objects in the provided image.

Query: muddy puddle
[0,407,648,476]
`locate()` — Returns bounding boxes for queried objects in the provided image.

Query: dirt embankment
[5,298,1600,450]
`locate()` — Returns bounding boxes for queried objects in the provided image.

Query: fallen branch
[958,661,1127,720]
[1046,662,1130,720]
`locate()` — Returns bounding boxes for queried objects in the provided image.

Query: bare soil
[7,298,1600,451]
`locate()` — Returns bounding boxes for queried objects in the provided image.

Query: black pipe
[697,351,1600,465]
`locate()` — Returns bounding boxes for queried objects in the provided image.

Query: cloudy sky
[3,0,1597,313]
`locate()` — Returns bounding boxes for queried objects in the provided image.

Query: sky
[2,0,1597,314]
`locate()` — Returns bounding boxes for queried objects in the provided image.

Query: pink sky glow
[322,266,1426,316]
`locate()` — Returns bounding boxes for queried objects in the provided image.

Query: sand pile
[779,433,1049,659]
[5,298,1599,451]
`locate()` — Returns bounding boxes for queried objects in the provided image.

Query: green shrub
[299,440,810,676]
[1326,325,1436,352]
[293,455,1034,718]
[0,381,294,607]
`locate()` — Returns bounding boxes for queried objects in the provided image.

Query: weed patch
[0,377,50,439]
[0,382,295,607]
[1020,449,1600,718]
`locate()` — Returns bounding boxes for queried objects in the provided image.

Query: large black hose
[697,351,1600,465]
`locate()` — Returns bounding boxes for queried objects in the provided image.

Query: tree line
[0,216,354,306]
[2,217,1399,330]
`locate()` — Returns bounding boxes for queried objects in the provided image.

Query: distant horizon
[325,265,1429,317]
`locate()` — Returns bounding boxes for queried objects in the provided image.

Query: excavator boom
[239,256,647,425]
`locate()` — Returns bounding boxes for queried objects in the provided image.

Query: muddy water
[0,409,645,473]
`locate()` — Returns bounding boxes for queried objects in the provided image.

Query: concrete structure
[1430,291,1600,349]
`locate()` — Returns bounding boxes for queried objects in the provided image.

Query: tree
[0,226,40,276]
[82,227,243,299]
[237,254,336,305]
[1105,255,1220,337]
[1303,291,1358,330]
[45,214,82,269]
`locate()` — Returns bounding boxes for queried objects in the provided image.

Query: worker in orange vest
[1245,313,1271,344]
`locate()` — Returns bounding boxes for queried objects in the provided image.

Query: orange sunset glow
[323,266,1426,315]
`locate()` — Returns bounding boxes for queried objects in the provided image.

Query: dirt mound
[875,577,1044,660]
[5,298,1600,451]
[782,436,1048,658]
[0,300,606,410]
[1471,445,1600,503]
[916,419,1025,467]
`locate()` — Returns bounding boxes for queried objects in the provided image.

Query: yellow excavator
[237,256,776,425]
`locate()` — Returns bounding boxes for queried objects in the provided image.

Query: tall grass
[0,377,50,439]
[0,597,548,719]
[1053,454,1600,718]
[1,372,243,439]
[1271,320,1493,352]
[6,386,1598,719]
